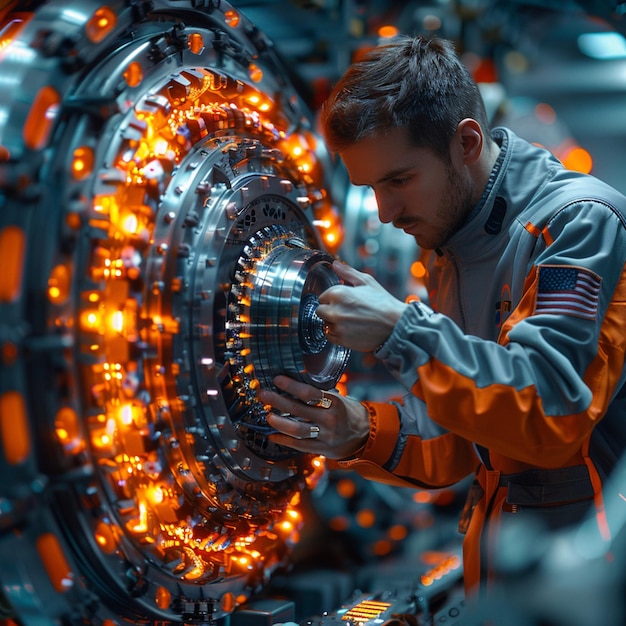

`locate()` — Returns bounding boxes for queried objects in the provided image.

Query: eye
[389,176,411,187]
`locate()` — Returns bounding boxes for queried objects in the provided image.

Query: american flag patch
[535,266,601,320]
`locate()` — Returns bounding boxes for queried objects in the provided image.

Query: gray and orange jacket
[333,127,626,593]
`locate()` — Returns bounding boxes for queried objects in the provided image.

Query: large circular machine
[0,1,349,624]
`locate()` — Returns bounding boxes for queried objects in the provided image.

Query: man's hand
[316,261,408,352]
[257,375,370,459]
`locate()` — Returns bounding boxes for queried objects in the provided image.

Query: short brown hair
[321,36,491,160]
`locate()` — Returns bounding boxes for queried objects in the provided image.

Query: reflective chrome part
[0,1,347,624]
[237,225,350,390]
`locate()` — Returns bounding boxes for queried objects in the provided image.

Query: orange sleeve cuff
[329,401,400,471]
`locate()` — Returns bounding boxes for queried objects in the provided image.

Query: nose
[374,191,401,224]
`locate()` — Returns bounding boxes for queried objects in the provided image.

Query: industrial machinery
[0,1,350,624]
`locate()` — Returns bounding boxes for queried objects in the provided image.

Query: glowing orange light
[72,146,94,180]
[119,404,133,425]
[148,486,164,504]
[410,260,427,279]
[155,586,171,610]
[129,502,149,534]
[413,490,432,504]
[562,146,593,174]
[378,25,399,38]
[0,390,30,464]
[356,509,376,528]
[278,520,293,533]
[248,63,263,83]
[36,533,73,593]
[0,225,25,303]
[388,524,408,541]
[188,32,204,55]
[224,9,240,28]
[94,522,117,554]
[336,478,356,499]
[81,310,100,331]
[23,85,60,150]
[123,61,143,87]
[153,138,169,156]
[0,18,26,51]
[86,6,117,44]
[48,263,71,304]
[55,406,83,454]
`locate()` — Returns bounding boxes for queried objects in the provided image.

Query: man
[257,35,626,595]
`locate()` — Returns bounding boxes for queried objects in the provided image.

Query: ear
[455,118,483,166]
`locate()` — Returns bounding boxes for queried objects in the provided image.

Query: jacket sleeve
[372,201,626,468]
[332,396,479,488]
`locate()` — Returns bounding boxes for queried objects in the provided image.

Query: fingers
[257,378,339,451]
[331,260,365,285]
[257,378,335,418]
[265,413,321,443]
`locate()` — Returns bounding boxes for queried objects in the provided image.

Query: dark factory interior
[1,1,626,625]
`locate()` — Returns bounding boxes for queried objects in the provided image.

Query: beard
[432,162,476,249]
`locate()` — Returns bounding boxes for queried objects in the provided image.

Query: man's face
[340,126,476,250]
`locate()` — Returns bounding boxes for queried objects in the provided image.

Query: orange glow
[221,592,236,613]
[388,524,408,541]
[0,391,30,464]
[80,309,101,331]
[85,6,117,43]
[188,32,204,55]
[0,225,25,302]
[413,490,432,504]
[224,10,240,27]
[278,520,293,533]
[94,522,117,554]
[155,586,171,609]
[562,146,593,174]
[378,25,399,38]
[356,509,376,528]
[128,501,149,534]
[48,263,71,304]
[36,533,73,593]
[42,59,328,593]
[123,61,143,87]
[313,201,344,254]
[0,18,26,51]
[72,146,94,180]
[410,260,426,279]
[55,407,83,454]
[248,63,263,83]
[336,478,356,499]
[420,554,461,587]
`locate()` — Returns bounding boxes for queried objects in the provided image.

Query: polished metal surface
[0,1,347,623]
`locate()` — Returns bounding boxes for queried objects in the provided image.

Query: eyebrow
[351,165,414,187]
